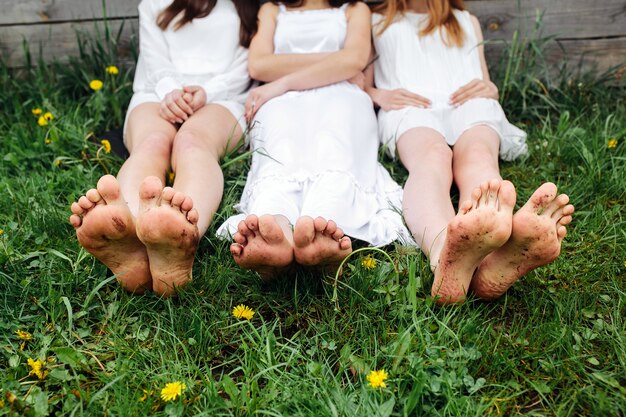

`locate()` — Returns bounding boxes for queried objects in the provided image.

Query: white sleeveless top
[373,10,483,107]
[274,3,349,55]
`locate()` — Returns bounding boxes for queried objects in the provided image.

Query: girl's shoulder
[346,1,371,16]
[258,1,280,19]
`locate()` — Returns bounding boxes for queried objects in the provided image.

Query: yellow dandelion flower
[16,330,33,341]
[0,229,4,236]
[105,65,119,75]
[44,138,52,145]
[160,381,185,402]
[100,139,112,154]
[38,116,48,126]
[607,138,618,149]
[27,358,48,380]
[53,159,61,167]
[168,171,176,185]
[0,398,4,407]
[232,304,255,320]
[90,79,104,91]
[366,369,388,389]
[43,112,53,121]
[361,255,377,270]
[32,108,43,116]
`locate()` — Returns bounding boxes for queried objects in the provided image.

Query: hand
[374,88,431,112]
[159,89,194,124]
[347,72,366,90]
[245,79,288,121]
[449,79,498,107]
[182,85,207,112]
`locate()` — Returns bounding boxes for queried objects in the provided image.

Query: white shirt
[133,0,250,104]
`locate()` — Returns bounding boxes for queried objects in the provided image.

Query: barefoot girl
[217,0,412,279]
[70,0,259,296]
[368,0,574,303]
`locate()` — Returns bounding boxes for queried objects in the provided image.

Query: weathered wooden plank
[468,0,626,41]
[0,19,137,67]
[0,0,140,25]
[485,36,626,76]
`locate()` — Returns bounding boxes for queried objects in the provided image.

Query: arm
[138,0,184,99]
[246,2,373,118]
[248,3,332,82]
[449,14,498,106]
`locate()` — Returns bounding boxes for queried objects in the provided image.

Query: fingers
[449,79,498,106]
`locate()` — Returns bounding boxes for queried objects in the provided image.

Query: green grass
[1,27,625,417]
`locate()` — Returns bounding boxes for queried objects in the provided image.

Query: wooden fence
[1,0,624,75]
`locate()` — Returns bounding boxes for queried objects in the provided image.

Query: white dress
[125,0,250,136]
[218,4,412,247]
[372,11,527,161]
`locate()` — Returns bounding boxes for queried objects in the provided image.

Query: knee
[405,142,452,172]
[173,130,220,158]
[131,132,172,160]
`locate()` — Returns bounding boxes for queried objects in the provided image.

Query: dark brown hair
[272,0,358,8]
[373,0,466,47]
[157,0,260,47]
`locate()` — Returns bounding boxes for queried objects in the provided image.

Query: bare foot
[293,216,352,274]
[69,175,151,293]
[135,176,199,297]
[432,179,516,304]
[471,182,574,300]
[230,214,295,282]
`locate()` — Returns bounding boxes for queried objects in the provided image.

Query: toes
[245,214,260,232]
[161,187,176,204]
[238,218,255,239]
[294,216,316,246]
[324,219,338,236]
[557,225,567,240]
[139,176,164,206]
[96,174,122,203]
[558,215,573,226]
[78,196,95,211]
[233,231,248,245]
[186,208,199,226]
[258,215,286,244]
[498,180,517,211]
[85,188,103,205]
[230,242,244,257]
[459,199,473,215]
[170,191,186,208]
[545,194,570,217]
[330,225,345,241]
[69,214,82,228]
[339,236,352,251]
[71,201,86,216]
[525,182,557,212]
[180,196,193,213]
[477,181,489,208]
[313,216,327,233]
[486,179,501,206]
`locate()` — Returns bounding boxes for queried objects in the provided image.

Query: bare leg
[471,183,575,299]
[69,175,151,293]
[171,104,243,235]
[119,103,177,214]
[230,214,295,281]
[432,179,516,304]
[135,177,200,297]
[452,125,502,205]
[396,128,455,267]
[293,216,352,272]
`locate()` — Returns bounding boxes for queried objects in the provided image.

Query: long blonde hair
[373,0,466,47]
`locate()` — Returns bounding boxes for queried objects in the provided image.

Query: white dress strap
[278,3,287,13]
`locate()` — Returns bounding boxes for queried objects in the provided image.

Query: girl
[70,0,259,296]
[368,0,574,303]
[217,0,412,278]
